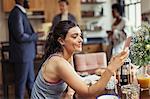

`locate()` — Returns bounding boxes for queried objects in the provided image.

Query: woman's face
[112,9,120,18]
[63,26,83,53]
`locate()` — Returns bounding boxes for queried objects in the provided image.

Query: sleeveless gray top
[31,55,67,99]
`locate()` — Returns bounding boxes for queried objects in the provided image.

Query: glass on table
[136,66,150,94]
[84,79,92,86]
[121,84,140,99]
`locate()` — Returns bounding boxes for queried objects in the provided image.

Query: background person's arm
[11,12,37,43]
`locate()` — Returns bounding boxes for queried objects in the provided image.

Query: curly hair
[43,20,78,60]
[112,3,123,16]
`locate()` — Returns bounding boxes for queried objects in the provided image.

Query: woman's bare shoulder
[46,56,69,67]
[42,56,69,74]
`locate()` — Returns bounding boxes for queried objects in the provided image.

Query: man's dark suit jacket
[50,13,76,32]
[8,6,37,63]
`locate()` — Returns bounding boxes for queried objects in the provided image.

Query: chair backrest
[1,42,10,60]
[73,52,107,75]
[0,42,14,84]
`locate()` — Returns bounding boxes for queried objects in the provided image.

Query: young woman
[31,20,129,99]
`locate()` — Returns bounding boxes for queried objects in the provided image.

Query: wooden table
[140,90,150,99]
[103,85,150,99]
[74,74,150,99]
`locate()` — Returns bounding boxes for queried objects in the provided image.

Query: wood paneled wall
[2,0,81,23]
[2,0,45,12]
[2,0,15,12]
[44,0,81,23]
[68,0,81,23]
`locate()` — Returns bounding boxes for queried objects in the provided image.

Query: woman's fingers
[120,52,128,60]
[116,47,129,58]
[109,47,129,71]
[116,53,128,66]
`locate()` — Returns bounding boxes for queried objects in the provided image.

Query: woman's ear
[57,37,65,46]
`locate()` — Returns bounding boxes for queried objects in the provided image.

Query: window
[124,0,141,28]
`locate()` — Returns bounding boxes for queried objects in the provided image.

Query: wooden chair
[0,41,14,99]
[0,41,45,99]
[73,52,107,75]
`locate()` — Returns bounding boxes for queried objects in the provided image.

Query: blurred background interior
[0,0,150,98]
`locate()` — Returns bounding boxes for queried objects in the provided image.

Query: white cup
[97,95,119,99]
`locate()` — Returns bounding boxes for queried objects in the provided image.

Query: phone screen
[124,37,132,49]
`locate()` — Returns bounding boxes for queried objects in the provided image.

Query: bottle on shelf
[83,31,88,43]
[100,6,104,16]
[94,5,102,17]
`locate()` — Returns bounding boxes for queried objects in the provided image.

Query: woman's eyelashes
[71,33,82,39]
[72,34,77,38]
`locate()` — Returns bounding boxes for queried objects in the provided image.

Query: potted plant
[130,24,150,89]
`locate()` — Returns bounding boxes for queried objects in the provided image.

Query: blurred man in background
[50,0,77,32]
[8,0,39,98]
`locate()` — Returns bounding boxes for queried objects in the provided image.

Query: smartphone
[124,36,132,49]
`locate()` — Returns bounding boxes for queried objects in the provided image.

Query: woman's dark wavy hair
[112,3,123,16]
[43,20,78,60]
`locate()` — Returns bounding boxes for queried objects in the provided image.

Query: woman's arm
[57,49,128,97]
[95,68,106,76]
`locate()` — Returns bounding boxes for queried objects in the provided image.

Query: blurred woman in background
[107,3,132,56]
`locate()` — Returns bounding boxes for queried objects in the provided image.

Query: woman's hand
[108,48,129,73]
[107,31,113,40]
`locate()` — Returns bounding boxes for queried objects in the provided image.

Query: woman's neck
[116,16,122,21]
[113,16,122,26]
[56,51,72,61]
